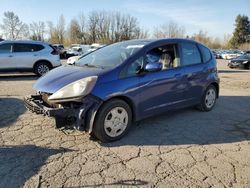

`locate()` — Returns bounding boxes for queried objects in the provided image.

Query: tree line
[0,11,148,45]
[0,11,249,50]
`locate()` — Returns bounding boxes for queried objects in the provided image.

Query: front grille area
[24,96,45,115]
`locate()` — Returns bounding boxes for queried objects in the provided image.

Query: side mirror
[145,62,162,72]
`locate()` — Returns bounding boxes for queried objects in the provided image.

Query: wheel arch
[102,95,136,122]
[33,60,53,72]
[209,82,219,98]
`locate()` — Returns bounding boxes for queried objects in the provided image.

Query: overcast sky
[0,0,249,39]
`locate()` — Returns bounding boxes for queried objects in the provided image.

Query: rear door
[0,43,14,69]
[179,42,209,104]
[12,43,41,69]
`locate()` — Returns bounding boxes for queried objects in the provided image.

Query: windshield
[75,40,149,69]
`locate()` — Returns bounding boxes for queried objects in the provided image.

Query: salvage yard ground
[0,59,250,187]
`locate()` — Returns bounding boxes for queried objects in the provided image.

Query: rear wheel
[92,99,132,142]
[197,85,217,112]
[34,62,51,76]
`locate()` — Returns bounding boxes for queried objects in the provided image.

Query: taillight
[51,49,59,55]
[49,45,59,55]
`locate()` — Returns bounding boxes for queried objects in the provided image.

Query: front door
[137,43,187,119]
[0,43,14,70]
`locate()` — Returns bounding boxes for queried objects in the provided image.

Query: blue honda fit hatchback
[25,38,219,142]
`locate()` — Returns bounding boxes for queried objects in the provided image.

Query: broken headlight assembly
[48,76,98,103]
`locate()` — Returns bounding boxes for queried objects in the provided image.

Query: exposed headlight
[48,76,97,102]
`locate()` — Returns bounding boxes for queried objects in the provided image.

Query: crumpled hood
[33,65,106,93]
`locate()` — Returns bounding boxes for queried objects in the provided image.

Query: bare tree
[87,11,147,44]
[78,12,88,43]
[153,21,186,38]
[47,21,58,43]
[29,21,46,41]
[88,11,99,43]
[56,15,66,44]
[0,11,28,39]
[191,30,223,49]
[191,30,210,45]
[46,15,66,44]
[68,18,81,44]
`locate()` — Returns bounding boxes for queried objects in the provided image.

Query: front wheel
[92,99,132,142]
[197,85,217,112]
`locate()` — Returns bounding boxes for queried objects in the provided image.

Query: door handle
[8,55,13,57]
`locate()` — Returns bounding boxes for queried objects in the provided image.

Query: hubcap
[38,64,49,75]
[104,107,128,137]
[205,88,216,108]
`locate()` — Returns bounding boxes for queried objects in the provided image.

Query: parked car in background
[0,40,61,76]
[66,44,106,65]
[66,45,90,58]
[212,50,222,59]
[228,53,250,69]
[221,50,242,60]
[88,43,105,52]
[53,44,67,59]
[24,39,219,142]
[66,55,81,65]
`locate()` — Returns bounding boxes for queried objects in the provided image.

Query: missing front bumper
[24,94,102,132]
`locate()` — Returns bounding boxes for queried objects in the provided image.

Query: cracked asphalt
[0,60,250,187]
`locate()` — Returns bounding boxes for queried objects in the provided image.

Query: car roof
[125,38,207,50]
[127,38,201,45]
[0,40,49,45]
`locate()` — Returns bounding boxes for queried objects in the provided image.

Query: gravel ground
[0,59,250,187]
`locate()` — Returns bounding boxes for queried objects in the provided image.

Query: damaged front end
[24,94,102,132]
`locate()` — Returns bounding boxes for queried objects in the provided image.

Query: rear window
[199,44,212,63]
[0,43,12,53]
[13,43,44,52]
[181,43,202,66]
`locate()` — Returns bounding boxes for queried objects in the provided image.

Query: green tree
[229,14,250,48]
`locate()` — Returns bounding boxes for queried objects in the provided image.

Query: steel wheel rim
[38,64,49,75]
[205,88,216,108]
[104,107,129,137]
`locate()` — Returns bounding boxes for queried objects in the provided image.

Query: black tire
[197,85,217,112]
[92,99,132,142]
[244,63,250,70]
[34,61,51,76]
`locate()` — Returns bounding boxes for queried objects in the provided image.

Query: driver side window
[145,44,180,70]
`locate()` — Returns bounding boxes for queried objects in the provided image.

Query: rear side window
[181,43,202,66]
[199,45,212,63]
[13,43,44,52]
[0,44,12,53]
